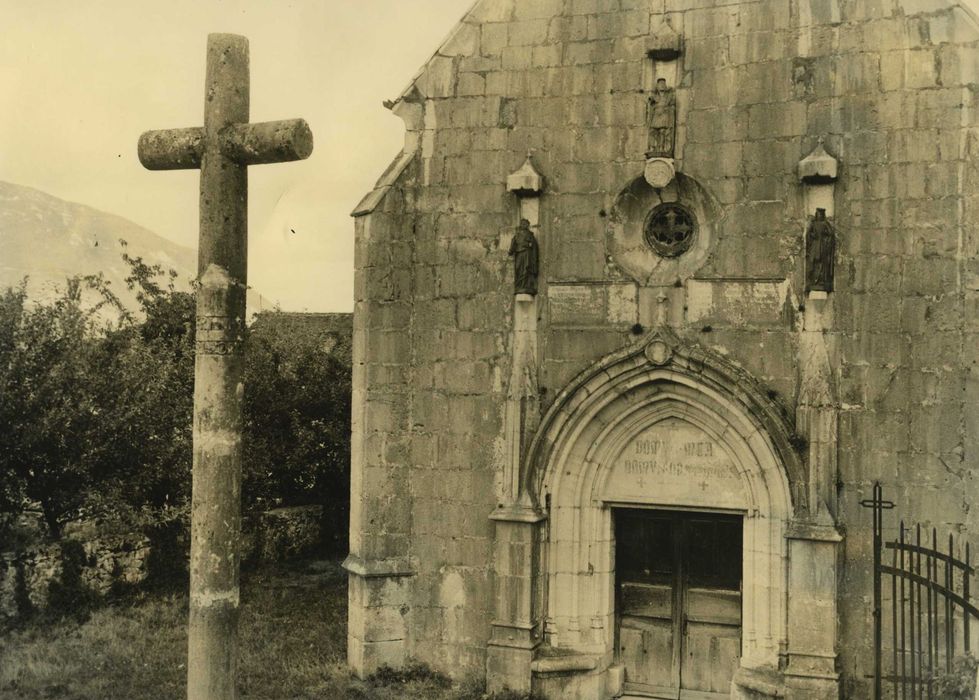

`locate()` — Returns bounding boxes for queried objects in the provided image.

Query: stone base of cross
[137,33,312,700]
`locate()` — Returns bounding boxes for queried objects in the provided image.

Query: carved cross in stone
[137,33,312,700]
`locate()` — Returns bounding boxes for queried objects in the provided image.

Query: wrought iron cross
[137,33,312,700]
[859,482,895,700]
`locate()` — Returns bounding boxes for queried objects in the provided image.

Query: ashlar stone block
[416,56,456,99]
[729,31,788,65]
[481,22,508,55]
[507,19,548,46]
[442,21,480,58]
[548,15,589,43]
[833,51,882,96]
[467,0,514,24]
[513,0,564,20]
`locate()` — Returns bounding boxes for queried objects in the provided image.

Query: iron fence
[861,481,979,699]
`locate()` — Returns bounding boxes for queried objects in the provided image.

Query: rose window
[644,203,696,257]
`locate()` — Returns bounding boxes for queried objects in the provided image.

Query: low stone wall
[0,530,151,625]
[0,504,325,625]
[257,505,324,563]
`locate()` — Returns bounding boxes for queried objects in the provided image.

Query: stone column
[783,144,844,699]
[487,156,546,694]
[487,513,545,694]
[499,154,544,507]
[797,142,840,518]
[797,299,838,519]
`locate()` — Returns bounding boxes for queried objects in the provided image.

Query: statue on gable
[806,208,836,293]
[646,78,676,158]
[509,218,539,296]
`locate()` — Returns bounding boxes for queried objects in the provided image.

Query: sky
[0,0,473,312]
[5,1,979,312]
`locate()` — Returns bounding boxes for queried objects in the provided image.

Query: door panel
[620,582,674,689]
[682,617,741,696]
[616,509,742,699]
[620,614,676,690]
[679,517,742,698]
[621,581,673,618]
[617,512,679,694]
[685,588,740,625]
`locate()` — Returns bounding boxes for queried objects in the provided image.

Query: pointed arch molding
[523,329,807,518]
[517,329,816,673]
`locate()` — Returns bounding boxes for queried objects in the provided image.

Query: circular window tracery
[644,203,697,258]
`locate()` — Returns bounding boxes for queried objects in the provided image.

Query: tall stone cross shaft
[137,34,312,700]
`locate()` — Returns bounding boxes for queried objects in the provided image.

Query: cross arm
[138,127,204,170]
[137,118,312,171]
[221,119,313,165]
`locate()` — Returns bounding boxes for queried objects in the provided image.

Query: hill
[0,180,196,313]
[0,181,275,317]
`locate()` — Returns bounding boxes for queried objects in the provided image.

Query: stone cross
[137,33,312,700]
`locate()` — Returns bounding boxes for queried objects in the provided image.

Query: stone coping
[785,521,843,542]
[341,553,416,578]
[488,504,546,523]
[530,648,599,674]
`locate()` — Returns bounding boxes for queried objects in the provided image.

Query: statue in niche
[646,78,676,158]
[508,218,539,296]
[805,208,836,293]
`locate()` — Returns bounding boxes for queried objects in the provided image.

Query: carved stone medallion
[644,339,672,366]
[643,157,675,189]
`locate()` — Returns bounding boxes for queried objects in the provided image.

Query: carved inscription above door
[603,418,747,510]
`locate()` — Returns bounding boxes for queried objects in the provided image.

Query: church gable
[348,1,979,698]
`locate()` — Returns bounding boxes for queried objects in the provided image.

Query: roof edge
[351,149,415,218]
[389,0,483,107]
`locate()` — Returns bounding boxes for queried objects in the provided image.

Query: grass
[0,560,533,700]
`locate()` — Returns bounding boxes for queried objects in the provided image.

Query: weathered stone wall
[0,529,151,626]
[350,0,979,693]
[347,159,420,672]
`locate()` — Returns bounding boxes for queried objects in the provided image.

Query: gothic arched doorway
[497,331,841,699]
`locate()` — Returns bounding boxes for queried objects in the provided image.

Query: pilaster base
[732,666,785,699]
[731,663,841,700]
[530,651,603,699]
[784,669,842,700]
[486,631,537,695]
[342,554,415,678]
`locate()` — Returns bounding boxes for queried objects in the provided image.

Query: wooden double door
[615,509,743,699]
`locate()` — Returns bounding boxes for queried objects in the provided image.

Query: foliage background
[0,249,351,557]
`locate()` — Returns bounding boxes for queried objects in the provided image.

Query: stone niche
[607,173,722,286]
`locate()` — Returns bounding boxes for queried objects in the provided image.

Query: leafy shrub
[0,277,121,536]
[243,312,351,555]
[1,249,352,563]
[932,654,977,699]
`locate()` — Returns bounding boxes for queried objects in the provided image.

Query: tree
[84,251,196,511]
[0,276,122,536]
[243,314,352,549]
[1,249,352,554]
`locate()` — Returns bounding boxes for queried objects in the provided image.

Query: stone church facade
[345,0,979,697]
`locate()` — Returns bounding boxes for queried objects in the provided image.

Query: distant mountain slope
[0,181,275,317]
[0,180,196,312]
